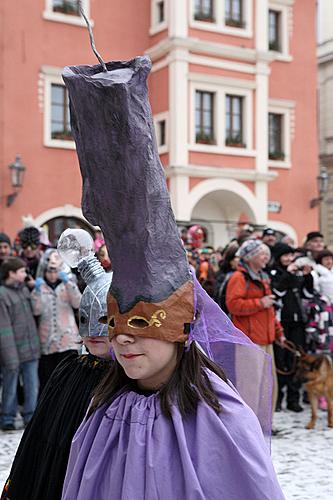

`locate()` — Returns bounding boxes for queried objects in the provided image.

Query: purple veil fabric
[190,269,273,444]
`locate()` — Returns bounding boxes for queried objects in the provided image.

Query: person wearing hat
[59,54,284,499]
[226,239,284,417]
[303,231,325,263]
[262,227,277,248]
[0,233,12,269]
[18,226,42,289]
[0,257,40,431]
[313,249,333,303]
[269,242,314,412]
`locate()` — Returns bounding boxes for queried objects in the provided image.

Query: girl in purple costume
[62,281,285,500]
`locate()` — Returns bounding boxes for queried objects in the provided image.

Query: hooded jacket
[226,263,279,345]
[0,283,40,369]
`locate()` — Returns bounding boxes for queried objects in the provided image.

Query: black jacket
[269,264,313,324]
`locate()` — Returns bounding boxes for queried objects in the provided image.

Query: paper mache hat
[62,58,194,343]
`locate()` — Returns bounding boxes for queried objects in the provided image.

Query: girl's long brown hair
[88,342,228,418]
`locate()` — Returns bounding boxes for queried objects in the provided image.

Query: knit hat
[0,233,11,245]
[272,242,295,261]
[237,239,265,262]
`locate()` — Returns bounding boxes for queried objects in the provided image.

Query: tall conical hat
[63,57,194,342]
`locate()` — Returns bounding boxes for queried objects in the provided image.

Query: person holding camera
[269,242,314,412]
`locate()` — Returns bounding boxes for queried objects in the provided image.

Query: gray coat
[0,283,40,369]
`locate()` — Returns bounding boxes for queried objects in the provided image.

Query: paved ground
[0,406,333,498]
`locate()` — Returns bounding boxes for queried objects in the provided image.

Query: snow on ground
[0,406,332,498]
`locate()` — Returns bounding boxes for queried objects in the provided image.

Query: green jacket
[0,283,40,369]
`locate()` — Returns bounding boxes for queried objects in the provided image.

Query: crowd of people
[0,226,112,432]
[186,226,333,416]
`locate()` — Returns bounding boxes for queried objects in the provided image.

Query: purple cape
[62,371,284,499]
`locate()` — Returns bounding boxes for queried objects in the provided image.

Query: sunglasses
[46,267,58,273]
[22,243,38,250]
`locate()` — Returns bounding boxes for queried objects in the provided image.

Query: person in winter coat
[269,242,314,412]
[31,249,82,394]
[226,239,284,416]
[313,249,333,302]
[0,257,40,431]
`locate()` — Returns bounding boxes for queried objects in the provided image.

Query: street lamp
[310,166,330,208]
[6,155,26,207]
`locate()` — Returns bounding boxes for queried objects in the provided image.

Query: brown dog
[296,351,333,429]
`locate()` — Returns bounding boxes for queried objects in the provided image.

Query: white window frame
[42,67,76,150]
[189,78,255,157]
[268,1,291,61]
[189,0,253,39]
[150,0,168,35]
[154,112,169,154]
[43,0,92,27]
[268,100,293,168]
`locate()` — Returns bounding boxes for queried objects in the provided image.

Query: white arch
[186,178,262,223]
[32,204,92,227]
[267,220,298,246]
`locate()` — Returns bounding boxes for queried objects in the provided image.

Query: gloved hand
[34,277,45,292]
[58,271,70,284]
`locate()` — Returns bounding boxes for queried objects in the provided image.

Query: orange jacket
[226,265,279,345]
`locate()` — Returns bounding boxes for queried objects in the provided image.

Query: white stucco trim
[153,111,169,154]
[186,178,262,223]
[150,0,168,35]
[268,102,292,168]
[189,0,253,39]
[268,1,291,59]
[189,79,254,153]
[267,220,298,244]
[42,67,76,150]
[32,205,89,227]
[43,0,92,27]
[168,0,187,37]
[166,164,277,182]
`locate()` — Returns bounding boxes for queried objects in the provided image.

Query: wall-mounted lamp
[310,166,330,208]
[6,155,26,207]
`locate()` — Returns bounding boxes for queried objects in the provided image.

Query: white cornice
[165,165,277,182]
[269,0,294,6]
[146,37,276,64]
[188,72,256,89]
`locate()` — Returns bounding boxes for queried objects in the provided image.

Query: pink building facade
[0,0,318,246]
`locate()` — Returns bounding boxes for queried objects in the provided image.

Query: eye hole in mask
[127,317,150,329]
[98,315,108,324]
[109,316,116,328]
[80,316,87,324]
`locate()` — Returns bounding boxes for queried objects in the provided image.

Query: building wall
[318,0,333,245]
[0,0,319,248]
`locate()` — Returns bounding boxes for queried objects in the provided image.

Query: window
[157,120,166,147]
[194,0,214,22]
[225,95,244,147]
[268,10,281,52]
[52,0,80,16]
[157,1,165,23]
[268,113,284,160]
[50,84,72,141]
[225,0,244,28]
[195,91,215,144]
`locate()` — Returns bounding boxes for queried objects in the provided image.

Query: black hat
[18,227,40,246]
[0,232,11,245]
[272,242,295,260]
[263,228,276,237]
[305,231,323,243]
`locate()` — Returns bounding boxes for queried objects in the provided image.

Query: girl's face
[321,256,333,270]
[280,253,294,267]
[83,336,112,358]
[112,334,178,390]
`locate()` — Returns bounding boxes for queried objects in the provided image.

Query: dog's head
[295,351,327,383]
